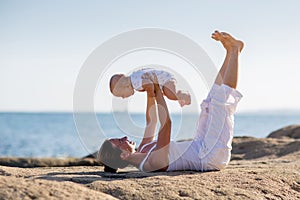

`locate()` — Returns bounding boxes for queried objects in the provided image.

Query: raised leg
[214,48,231,86]
[212,31,244,89]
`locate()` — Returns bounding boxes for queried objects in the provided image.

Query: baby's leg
[162,80,177,100]
[163,80,191,107]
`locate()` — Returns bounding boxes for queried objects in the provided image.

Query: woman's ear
[120,151,130,160]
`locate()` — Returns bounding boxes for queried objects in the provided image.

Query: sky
[0,0,299,113]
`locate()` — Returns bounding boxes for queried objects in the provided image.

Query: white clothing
[139,144,156,172]
[130,68,175,91]
[138,84,242,172]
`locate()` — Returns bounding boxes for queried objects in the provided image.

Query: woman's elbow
[167,116,172,124]
[166,118,172,128]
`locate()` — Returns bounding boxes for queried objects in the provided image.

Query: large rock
[267,124,300,139]
[231,136,300,160]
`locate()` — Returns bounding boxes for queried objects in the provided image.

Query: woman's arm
[154,83,171,150]
[137,93,157,152]
[145,81,172,171]
[141,73,156,97]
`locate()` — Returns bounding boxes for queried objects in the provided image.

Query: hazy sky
[0,0,299,113]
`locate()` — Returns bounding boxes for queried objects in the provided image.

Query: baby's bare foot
[177,91,191,107]
[212,30,244,52]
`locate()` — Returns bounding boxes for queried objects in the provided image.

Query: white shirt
[130,68,174,91]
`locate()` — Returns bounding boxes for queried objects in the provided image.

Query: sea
[0,112,299,158]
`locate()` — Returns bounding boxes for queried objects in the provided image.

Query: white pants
[194,84,243,170]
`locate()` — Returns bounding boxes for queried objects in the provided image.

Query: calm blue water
[0,112,299,158]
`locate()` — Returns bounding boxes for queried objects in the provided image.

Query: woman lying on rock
[98,30,244,173]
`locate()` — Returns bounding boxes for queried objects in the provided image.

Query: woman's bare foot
[211,30,244,52]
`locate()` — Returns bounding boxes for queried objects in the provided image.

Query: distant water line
[0,112,299,158]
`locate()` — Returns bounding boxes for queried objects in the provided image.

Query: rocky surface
[0,125,300,199]
[267,124,300,139]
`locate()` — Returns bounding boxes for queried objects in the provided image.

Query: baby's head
[109,74,134,98]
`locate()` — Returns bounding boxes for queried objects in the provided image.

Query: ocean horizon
[0,111,299,158]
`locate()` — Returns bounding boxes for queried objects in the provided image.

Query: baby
[109,68,191,107]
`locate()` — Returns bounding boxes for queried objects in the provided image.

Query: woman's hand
[143,83,155,97]
[148,73,162,97]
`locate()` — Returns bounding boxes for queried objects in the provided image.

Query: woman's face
[109,136,136,153]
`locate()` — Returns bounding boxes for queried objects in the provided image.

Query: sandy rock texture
[0,125,300,199]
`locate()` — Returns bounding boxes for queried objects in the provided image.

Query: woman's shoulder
[138,141,157,153]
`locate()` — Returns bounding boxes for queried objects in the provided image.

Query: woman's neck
[126,152,147,168]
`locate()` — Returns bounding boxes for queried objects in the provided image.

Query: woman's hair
[97,140,129,173]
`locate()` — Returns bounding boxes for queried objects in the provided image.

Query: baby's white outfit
[139,84,242,172]
[130,68,175,90]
